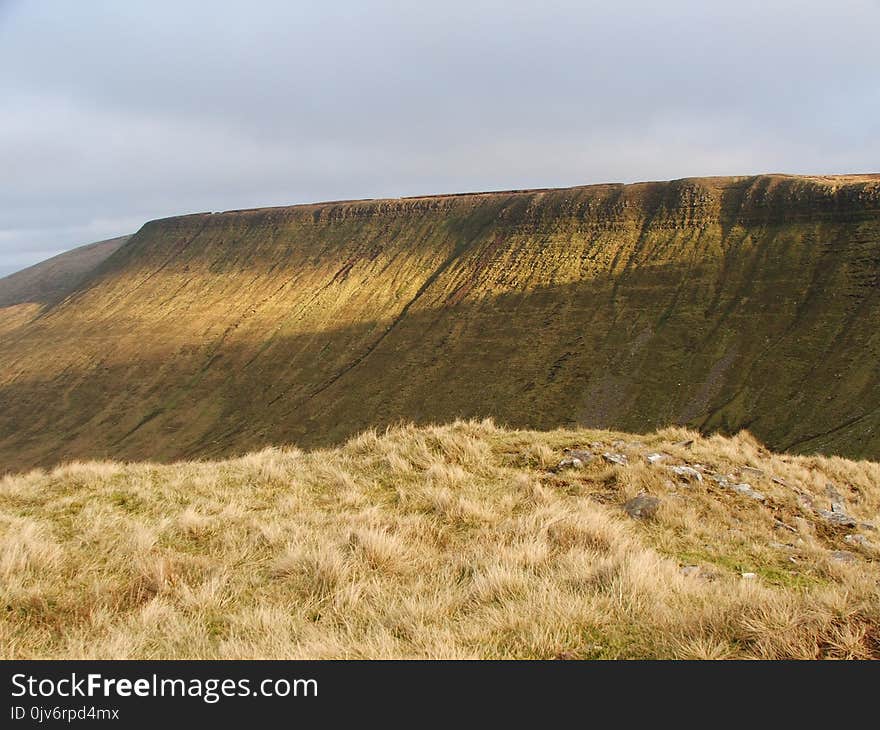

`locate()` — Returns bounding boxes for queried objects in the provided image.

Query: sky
[1,1,878,276]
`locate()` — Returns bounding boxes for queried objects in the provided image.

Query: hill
[0,235,130,308]
[1,421,877,659]
[1,174,879,472]
[0,236,130,338]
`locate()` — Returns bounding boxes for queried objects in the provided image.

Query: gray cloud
[1,0,878,276]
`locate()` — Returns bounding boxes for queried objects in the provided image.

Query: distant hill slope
[0,174,879,472]
[0,235,130,308]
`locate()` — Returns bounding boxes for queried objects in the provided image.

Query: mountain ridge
[1,173,879,472]
[159,172,880,219]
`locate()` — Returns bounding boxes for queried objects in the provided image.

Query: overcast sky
[1,0,878,276]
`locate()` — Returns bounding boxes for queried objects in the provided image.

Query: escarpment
[1,174,879,471]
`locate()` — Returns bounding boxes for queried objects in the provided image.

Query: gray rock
[558,449,595,470]
[624,494,661,519]
[741,466,765,478]
[679,565,701,578]
[825,483,849,516]
[603,452,628,466]
[830,550,858,563]
[669,465,703,482]
[844,534,872,548]
[740,572,757,580]
[818,509,857,527]
[645,452,667,464]
[731,483,766,501]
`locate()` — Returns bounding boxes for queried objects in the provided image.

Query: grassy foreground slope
[1,174,879,471]
[2,421,878,659]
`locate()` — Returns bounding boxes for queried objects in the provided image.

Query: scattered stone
[669,465,703,482]
[679,565,701,578]
[826,483,846,513]
[731,483,766,501]
[558,449,595,469]
[829,550,858,563]
[603,452,628,466]
[844,534,872,548]
[740,572,757,580]
[818,509,858,527]
[624,494,661,519]
[611,440,626,449]
[645,452,667,464]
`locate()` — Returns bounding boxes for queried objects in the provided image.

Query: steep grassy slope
[0,236,130,340]
[0,175,879,471]
[1,421,878,659]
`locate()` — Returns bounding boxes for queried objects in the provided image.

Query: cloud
[1,0,878,275]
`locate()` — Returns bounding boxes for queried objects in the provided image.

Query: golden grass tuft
[0,420,878,659]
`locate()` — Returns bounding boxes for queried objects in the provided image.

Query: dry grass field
[1,420,878,659]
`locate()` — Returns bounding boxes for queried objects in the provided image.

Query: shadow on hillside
[1,247,879,475]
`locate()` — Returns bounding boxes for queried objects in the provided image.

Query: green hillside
[1,174,879,472]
